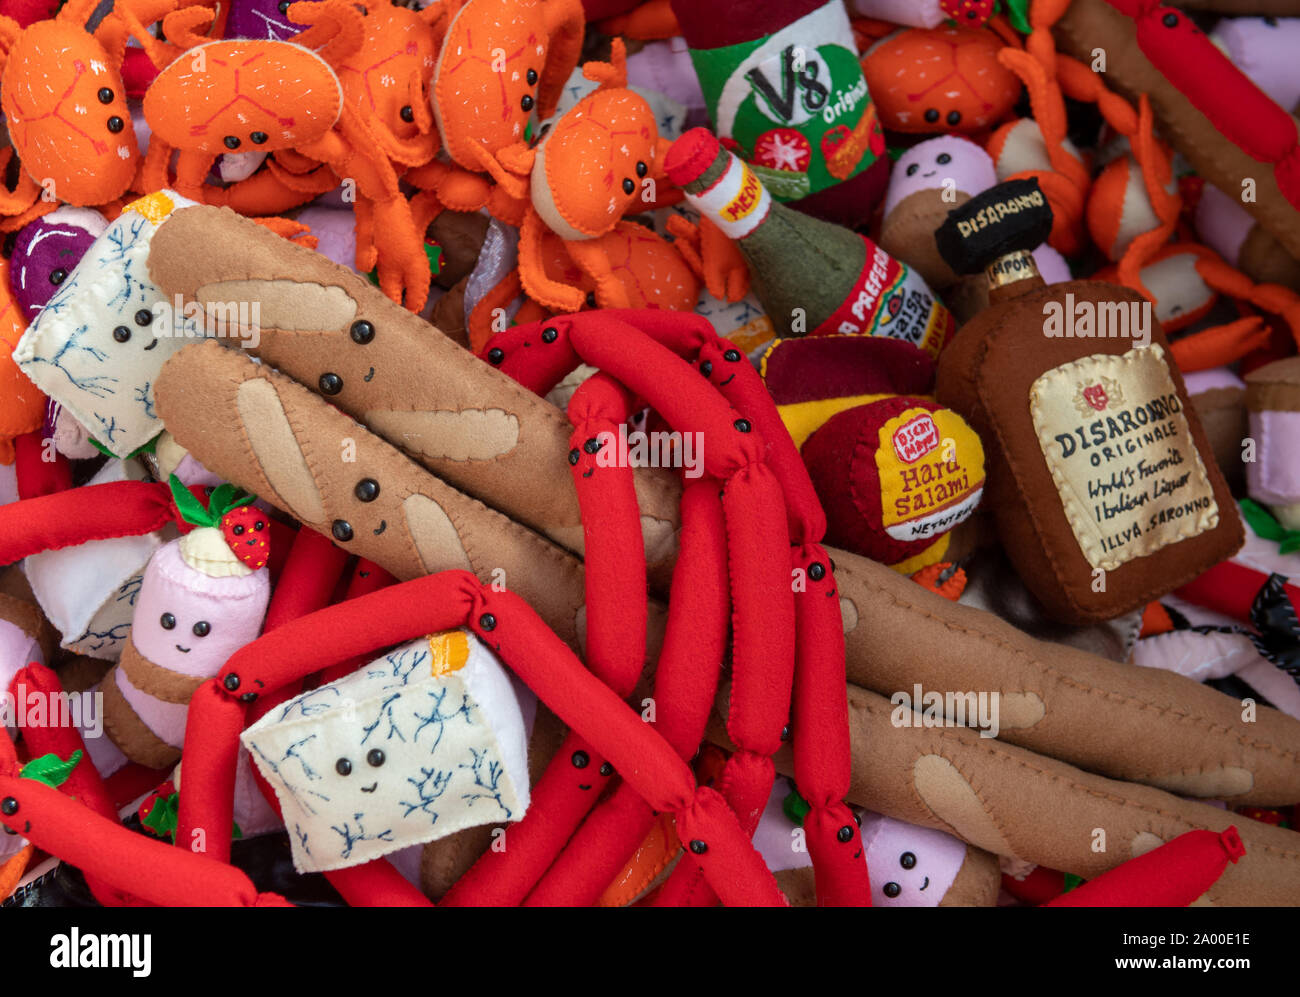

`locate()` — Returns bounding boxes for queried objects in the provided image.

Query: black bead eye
[526,68,538,85]
[837,824,854,843]
[487,348,504,365]
[0,797,17,817]
[809,562,825,581]
[689,839,708,855]
[49,268,66,285]
[134,308,153,326]
[883,882,901,898]
[521,94,534,112]
[906,163,918,176]
[366,748,385,767]
[279,0,290,11]
[350,320,375,344]
[723,349,741,362]
[1162,11,1177,26]
[700,361,713,377]
[924,108,939,123]
[233,524,245,536]
[97,87,114,104]
[107,116,124,133]
[113,326,131,345]
[193,621,211,637]
[568,448,580,465]
[160,612,176,630]
[251,131,268,144]
[599,762,613,777]
[622,177,635,195]
[585,291,597,309]
[319,372,343,394]
[937,152,951,165]
[399,105,414,123]
[354,478,380,502]
[332,520,354,542]
[255,520,265,530]
[541,326,558,343]
[946,110,961,126]
[734,419,751,433]
[223,135,241,149]
[571,750,589,769]
[478,613,496,631]
[583,437,601,454]
[635,161,648,177]
[336,758,352,776]
[900,851,917,869]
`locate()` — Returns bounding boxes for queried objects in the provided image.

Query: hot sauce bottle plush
[666,127,954,359]
[933,179,1243,624]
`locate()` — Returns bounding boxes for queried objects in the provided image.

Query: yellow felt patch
[777,394,894,451]
[427,629,471,676]
[889,533,950,574]
[124,191,176,224]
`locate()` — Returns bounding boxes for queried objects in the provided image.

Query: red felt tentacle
[14,429,71,498]
[0,775,276,907]
[524,477,730,906]
[0,480,178,563]
[673,785,788,907]
[481,316,584,396]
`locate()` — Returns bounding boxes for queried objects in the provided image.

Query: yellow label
[721,164,763,224]
[876,406,985,542]
[1030,346,1218,571]
[427,629,470,677]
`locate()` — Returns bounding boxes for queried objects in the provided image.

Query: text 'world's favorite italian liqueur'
[932,179,1242,623]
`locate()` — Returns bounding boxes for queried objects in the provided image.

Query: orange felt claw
[250,215,319,249]
[582,36,629,90]
[666,215,748,303]
[519,210,587,313]
[468,270,525,353]
[369,195,433,312]
[1169,316,1271,374]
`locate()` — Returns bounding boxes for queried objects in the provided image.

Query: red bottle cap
[665,128,725,188]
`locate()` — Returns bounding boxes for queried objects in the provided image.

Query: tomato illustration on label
[755,127,811,172]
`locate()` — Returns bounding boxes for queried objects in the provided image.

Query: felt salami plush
[934,181,1244,623]
[243,630,531,873]
[144,202,684,581]
[91,479,272,772]
[861,23,1021,134]
[12,190,201,461]
[669,0,890,227]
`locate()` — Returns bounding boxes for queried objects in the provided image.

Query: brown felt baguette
[711,683,1300,906]
[1055,0,1300,261]
[830,545,1300,806]
[146,205,682,583]
[154,339,669,657]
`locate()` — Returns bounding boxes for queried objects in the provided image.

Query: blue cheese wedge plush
[242,630,531,873]
[12,191,200,459]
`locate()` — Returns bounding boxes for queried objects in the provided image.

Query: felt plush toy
[1244,356,1300,529]
[8,207,108,325]
[141,0,433,309]
[243,630,531,872]
[1196,181,1300,293]
[1210,15,1300,112]
[667,128,954,355]
[12,190,201,461]
[0,256,45,465]
[669,0,889,229]
[1055,0,1300,264]
[860,23,1021,134]
[144,203,684,580]
[224,0,306,40]
[760,335,985,573]
[752,779,1002,906]
[1185,367,1248,485]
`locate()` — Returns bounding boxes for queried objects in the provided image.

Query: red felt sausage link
[673,785,787,907]
[0,480,179,564]
[1046,827,1245,906]
[0,775,279,907]
[174,680,248,865]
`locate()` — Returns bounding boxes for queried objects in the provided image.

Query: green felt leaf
[1006,0,1031,33]
[168,474,218,528]
[1240,498,1300,553]
[782,788,811,828]
[20,750,83,789]
[1062,872,1085,893]
[207,484,256,519]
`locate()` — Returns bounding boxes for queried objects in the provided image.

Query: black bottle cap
[935,178,1054,276]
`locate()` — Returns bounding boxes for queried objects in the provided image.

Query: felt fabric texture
[1055,0,1300,261]
[1245,357,1300,505]
[849,0,948,28]
[242,632,531,873]
[22,460,174,661]
[1211,15,1300,111]
[1046,827,1245,907]
[861,25,1020,133]
[8,207,107,325]
[145,204,683,578]
[224,0,307,41]
[13,190,201,459]
[0,259,46,466]
[153,338,594,652]
[827,543,1300,805]
[0,563,57,666]
[935,277,1244,623]
[0,17,139,205]
[709,680,1300,906]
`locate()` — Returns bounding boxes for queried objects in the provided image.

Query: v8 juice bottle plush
[666,127,953,358]
[670,0,890,227]
[933,179,1243,624]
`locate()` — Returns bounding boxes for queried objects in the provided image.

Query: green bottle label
[688,1,883,201]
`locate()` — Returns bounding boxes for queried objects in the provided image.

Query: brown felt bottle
[933,179,1242,623]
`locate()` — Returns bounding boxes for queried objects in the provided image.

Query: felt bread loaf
[145,205,682,582]
[829,544,1300,806]
[710,683,1300,906]
[154,339,616,656]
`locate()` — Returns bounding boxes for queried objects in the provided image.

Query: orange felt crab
[0,0,179,227]
[141,0,433,309]
[0,256,47,465]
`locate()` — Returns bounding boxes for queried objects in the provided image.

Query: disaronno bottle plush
[933,180,1242,623]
